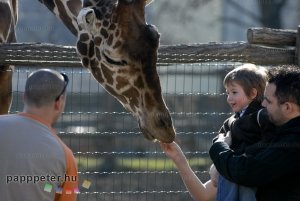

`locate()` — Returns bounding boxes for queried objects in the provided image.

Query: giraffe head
[76,0,175,143]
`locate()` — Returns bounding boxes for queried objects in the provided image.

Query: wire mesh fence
[8,62,237,201]
[2,25,298,200]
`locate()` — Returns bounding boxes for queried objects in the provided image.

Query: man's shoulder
[0,114,18,120]
[0,114,26,127]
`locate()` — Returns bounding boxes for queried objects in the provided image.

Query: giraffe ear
[77,8,95,29]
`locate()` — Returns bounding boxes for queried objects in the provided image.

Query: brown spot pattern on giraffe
[88,40,95,58]
[105,85,128,105]
[134,76,144,89]
[76,40,88,56]
[82,57,89,67]
[100,28,109,38]
[56,0,77,35]
[90,68,104,83]
[144,92,155,111]
[116,76,129,91]
[101,63,114,85]
[95,48,101,61]
[90,59,99,68]
[0,2,12,41]
[79,33,90,42]
[94,37,102,46]
[108,24,116,30]
[113,40,122,49]
[122,88,139,112]
[67,0,82,16]
[103,20,109,27]
[107,34,113,46]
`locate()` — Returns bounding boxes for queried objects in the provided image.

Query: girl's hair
[223,63,268,102]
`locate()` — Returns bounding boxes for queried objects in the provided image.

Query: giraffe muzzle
[138,111,175,143]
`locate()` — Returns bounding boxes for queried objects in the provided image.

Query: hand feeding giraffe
[0,0,175,143]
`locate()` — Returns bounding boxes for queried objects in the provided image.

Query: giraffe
[0,0,17,114]
[75,0,177,143]
[0,0,175,143]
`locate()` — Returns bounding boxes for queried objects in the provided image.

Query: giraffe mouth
[139,124,156,141]
[103,52,128,66]
[137,112,175,143]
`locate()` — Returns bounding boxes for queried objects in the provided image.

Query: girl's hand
[209,164,219,187]
[159,141,185,161]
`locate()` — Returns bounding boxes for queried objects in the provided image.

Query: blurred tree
[226,0,288,28]
[258,0,287,28]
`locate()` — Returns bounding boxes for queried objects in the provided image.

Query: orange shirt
[20,113,78,201]
[0,113,78,201]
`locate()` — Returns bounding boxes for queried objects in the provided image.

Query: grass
[76,156,210,171]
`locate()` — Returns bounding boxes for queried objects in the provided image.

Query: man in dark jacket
[209,65,300,201]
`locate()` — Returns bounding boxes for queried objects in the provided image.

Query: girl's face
[225,82,254,113]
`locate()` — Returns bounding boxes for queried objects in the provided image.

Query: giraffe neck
[37,0,82,36]
[0,0,17,115]
[0,0,17,43]
[32,0,175,142]
[76,2,144,116]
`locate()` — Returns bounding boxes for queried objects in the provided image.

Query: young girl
[160,63,269,201]
[214,63,268,201]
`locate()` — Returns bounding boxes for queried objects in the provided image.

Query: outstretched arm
[38,0,82,36]
[160,142,216,201]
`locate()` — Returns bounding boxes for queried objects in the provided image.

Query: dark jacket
[210,116,300,201]
[218,100,264,153]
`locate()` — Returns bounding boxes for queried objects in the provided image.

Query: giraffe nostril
[157,112,172,128]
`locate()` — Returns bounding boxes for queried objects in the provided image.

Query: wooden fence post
[296,26,300,66]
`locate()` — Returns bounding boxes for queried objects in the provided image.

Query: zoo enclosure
[1,27,300,201]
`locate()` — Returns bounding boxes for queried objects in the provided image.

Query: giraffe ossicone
[76,0,175,143]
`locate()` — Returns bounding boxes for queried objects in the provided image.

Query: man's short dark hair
[24,69,67,107]
[268,65,300,106]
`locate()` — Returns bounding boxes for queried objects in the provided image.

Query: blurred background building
[18,0,300,44]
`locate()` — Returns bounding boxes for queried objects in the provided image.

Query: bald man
[0,69,78,201]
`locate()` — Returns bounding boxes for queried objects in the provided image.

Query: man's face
[262,83,287,126]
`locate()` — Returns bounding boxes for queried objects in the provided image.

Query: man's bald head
[24,69,67,107]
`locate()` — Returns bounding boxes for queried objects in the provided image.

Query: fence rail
[0,27,299,67]
[0,41,295,67]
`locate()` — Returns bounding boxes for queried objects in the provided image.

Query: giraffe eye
[119,0,135,4]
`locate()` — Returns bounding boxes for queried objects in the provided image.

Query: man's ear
[282,102,294,115]
[250,88,258,100]
[54,97,63,111]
